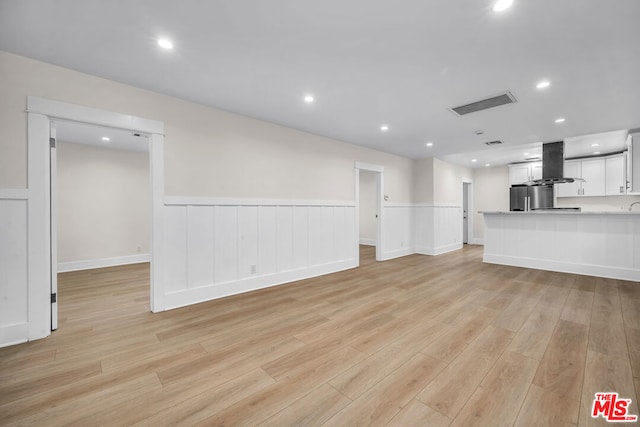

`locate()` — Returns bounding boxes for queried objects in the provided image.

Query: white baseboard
[0,322,28,348]
[483,254,640,282]
[359,238,377,246]
[414,243,463,256]
[58,253,151,273]
[164,258,358,310]
[468,238,484,245]
[381,247,414,261]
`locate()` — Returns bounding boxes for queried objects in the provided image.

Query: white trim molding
[354,161,384,173]
[14,96,166,349]
[58,254,151,273]
[0,189,29,200]
[359,238,377,246]
[27,97,164,135]
[165,196,356,207]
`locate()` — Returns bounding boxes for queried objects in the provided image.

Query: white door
[462,183,469,244]
[50,122,58,331]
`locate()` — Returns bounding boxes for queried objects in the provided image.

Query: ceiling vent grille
[450,91,517,116]
[484,140,503,146]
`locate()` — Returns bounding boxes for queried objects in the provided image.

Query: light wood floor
[1,245,639,426]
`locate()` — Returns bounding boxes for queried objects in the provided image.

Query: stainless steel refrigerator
[510,184,553,211]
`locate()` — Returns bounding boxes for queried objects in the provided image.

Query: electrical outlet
[251,265,257,275]
[137,246,141,253]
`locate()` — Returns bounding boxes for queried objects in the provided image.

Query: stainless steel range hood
[531,141,579,185]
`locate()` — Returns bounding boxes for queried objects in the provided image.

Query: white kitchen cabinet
[557,161,581,197]
[628,133,640,194]
[581,158,606,196]
[557,155,624,197]
[605,154,626,195]
[508,161,541,185]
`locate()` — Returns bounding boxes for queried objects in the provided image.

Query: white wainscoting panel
[413,205,463,256]
[433,206,463,255]
[381,204,414,260]
[163,199,358,309]
[0,195,29,347]
[483,212,640,281]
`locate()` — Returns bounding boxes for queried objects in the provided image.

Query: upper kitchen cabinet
[581,158,606,196]
[627,132,640,194]
[605,154,627,195]
[557,154,626,197]
[557,160,582,197]
[508,161,541,185]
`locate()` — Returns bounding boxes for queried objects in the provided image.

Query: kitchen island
[482,211,640,281]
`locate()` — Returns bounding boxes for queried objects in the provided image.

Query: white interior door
[50,121,58,330]
[462,183,469,244]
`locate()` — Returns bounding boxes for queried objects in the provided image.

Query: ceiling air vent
[450,91,517,116]
[484,140,503,146]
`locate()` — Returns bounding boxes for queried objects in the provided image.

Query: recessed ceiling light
[426,142,433,147]
[536,80,550,89]
[591,143,599,147]
[524,152,529,156]
[493,0,513,12]
[101,137,110,141]
[471,159,477,163]
[593,151,601,155]
[157,38,173,50]
[485,163,491,167]
[555,118,566,123]
[380,125,389,132]
[304,95,314,103]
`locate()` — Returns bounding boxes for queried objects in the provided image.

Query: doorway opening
[26,96,165,342]
[52,120,151,330]
[462,181,473,244]
[355,162,384,265]
[358,170,378,265]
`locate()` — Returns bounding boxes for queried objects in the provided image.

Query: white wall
[433,158,473,205]
[359,170,377,244]
[0,50,422,346]
[413,157,434,203]
[473,166,510,240]
[0,51,414,202]
[56,142,150,270]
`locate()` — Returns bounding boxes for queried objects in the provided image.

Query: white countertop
[481,210,640,215]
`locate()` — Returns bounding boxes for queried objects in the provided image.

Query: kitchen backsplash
[555,195,640,211]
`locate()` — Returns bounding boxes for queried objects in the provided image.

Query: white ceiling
[55,120,149,152]
[1,0,639,167]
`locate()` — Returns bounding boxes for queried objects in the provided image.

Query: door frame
[461,180,474,245]
[26,96,166,340]
[354,162,384,263]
